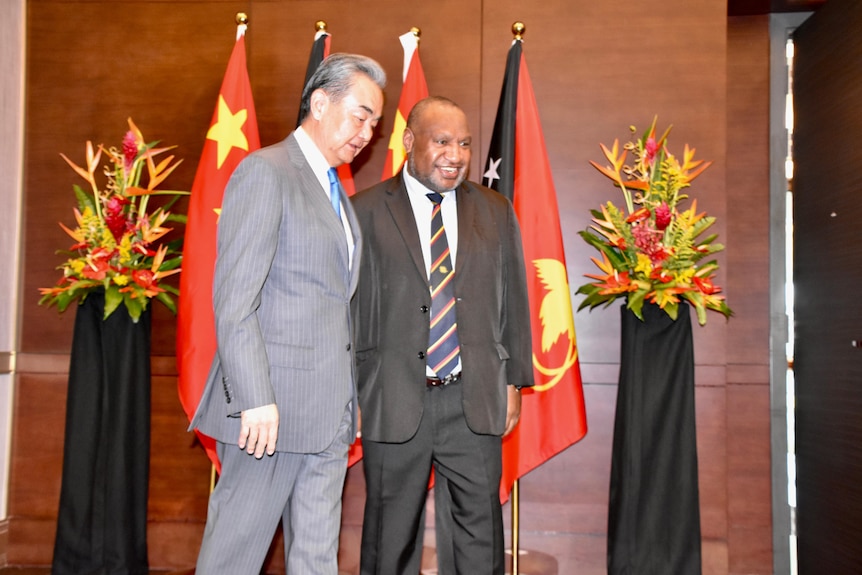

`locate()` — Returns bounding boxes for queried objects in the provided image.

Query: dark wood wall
[11,1,774,573]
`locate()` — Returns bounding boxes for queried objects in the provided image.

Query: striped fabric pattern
[426,192,460,377]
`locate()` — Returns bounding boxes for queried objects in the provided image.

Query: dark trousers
[360,381,504,575]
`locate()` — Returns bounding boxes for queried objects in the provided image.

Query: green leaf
[159,255,182,271]
[160,284,180,296]
[122,293,146,323]
[578,230,627,270]
[103,285,124,319]
[626,291,647,320]
[72,183,96,213]
[156,291,177,314]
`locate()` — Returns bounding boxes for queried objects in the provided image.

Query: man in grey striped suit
[190,53,385,574]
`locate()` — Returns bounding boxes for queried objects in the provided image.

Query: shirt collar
[294,126,334,192]
[402,168,457,204]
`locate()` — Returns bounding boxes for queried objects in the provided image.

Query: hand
[503,386,522,437]
[239,403,279,458]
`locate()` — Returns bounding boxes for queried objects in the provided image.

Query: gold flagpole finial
[315,20,328,32]
[235,12,249,26]
[512,21,525,40]
[410,26,422,39]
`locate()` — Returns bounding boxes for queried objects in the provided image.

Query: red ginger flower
[104,195,130,241]
[644,136,658,165]
[655,202,671,230]
[122,130,137,173]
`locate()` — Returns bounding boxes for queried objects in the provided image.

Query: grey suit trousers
[196,406,353,575]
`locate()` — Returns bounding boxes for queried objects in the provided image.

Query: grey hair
[298,53,387,123]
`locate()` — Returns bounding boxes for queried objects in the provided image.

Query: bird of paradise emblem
[532,259,579,391]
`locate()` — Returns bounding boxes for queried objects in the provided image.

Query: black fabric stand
[52,292,151,575]
[607,301,702,575]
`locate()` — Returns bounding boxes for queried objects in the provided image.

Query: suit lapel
[285,134,352,280]
[384,176,428,282]
[343,189,363,295]
[453,182,476,290]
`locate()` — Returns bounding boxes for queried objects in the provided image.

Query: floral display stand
[39,119,186,574]
[606,301,701,575]
[574,119,732,574]
[51,291,151,574]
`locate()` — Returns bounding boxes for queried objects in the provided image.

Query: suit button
[417,351,425,359]
[420,305,429,313]
[346,343,351,351]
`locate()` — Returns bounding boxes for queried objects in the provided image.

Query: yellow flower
[70,260,85,274]
[112,274,130,286]
[100,227,117,250]
[118,235,132,265]
[675,268,695,284]
[634,253,652,276]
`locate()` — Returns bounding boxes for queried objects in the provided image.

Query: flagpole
[511,478,520,575]
[509,22,525,575]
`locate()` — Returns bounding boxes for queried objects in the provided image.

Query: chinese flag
[296,26,356,196]
[176,28,260,470]
[380,30,429,180]
[484,39,588,502]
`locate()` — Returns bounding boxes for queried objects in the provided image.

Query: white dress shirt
[403,168,462,376]
[294,126,355,267]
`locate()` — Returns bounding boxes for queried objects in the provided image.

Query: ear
[309,89,329,121]
[403,127,415,153]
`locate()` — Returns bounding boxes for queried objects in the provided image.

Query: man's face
[312,74,384,167]
[404,102,472,193]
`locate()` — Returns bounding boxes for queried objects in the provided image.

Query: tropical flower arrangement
[39,118,187,322]
[576,118,732,325]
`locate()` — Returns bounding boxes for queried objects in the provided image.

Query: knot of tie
[426,192,444,205]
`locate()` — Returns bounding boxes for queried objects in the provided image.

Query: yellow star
[387,109,407,177]
[207,95,249,169]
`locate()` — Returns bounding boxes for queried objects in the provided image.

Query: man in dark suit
[190,53,385,574]
[352,96,534,574]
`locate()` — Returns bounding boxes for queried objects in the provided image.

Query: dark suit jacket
[192,133,361,454]
[351,174,533,443]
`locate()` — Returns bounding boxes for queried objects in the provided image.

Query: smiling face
[403,100,472,193]
[307,73,384,167]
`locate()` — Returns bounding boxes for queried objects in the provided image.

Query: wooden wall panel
[10,0,776,573]
[726,15,773,575]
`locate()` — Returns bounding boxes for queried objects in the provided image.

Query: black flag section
[296,31,330,128]
[483,40,520,201]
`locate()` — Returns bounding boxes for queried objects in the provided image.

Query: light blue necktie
[326,167,342,218]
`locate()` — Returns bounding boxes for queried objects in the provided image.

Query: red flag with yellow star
[177,27,260,470]
[484,39,587,502]
[380,30,429,180]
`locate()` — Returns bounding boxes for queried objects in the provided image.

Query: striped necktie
[326,167,342,218]
[426,192,460,377]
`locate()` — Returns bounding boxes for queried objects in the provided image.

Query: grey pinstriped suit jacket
[191,133,361,454]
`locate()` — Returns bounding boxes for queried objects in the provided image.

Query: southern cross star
[484,156,502,188]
